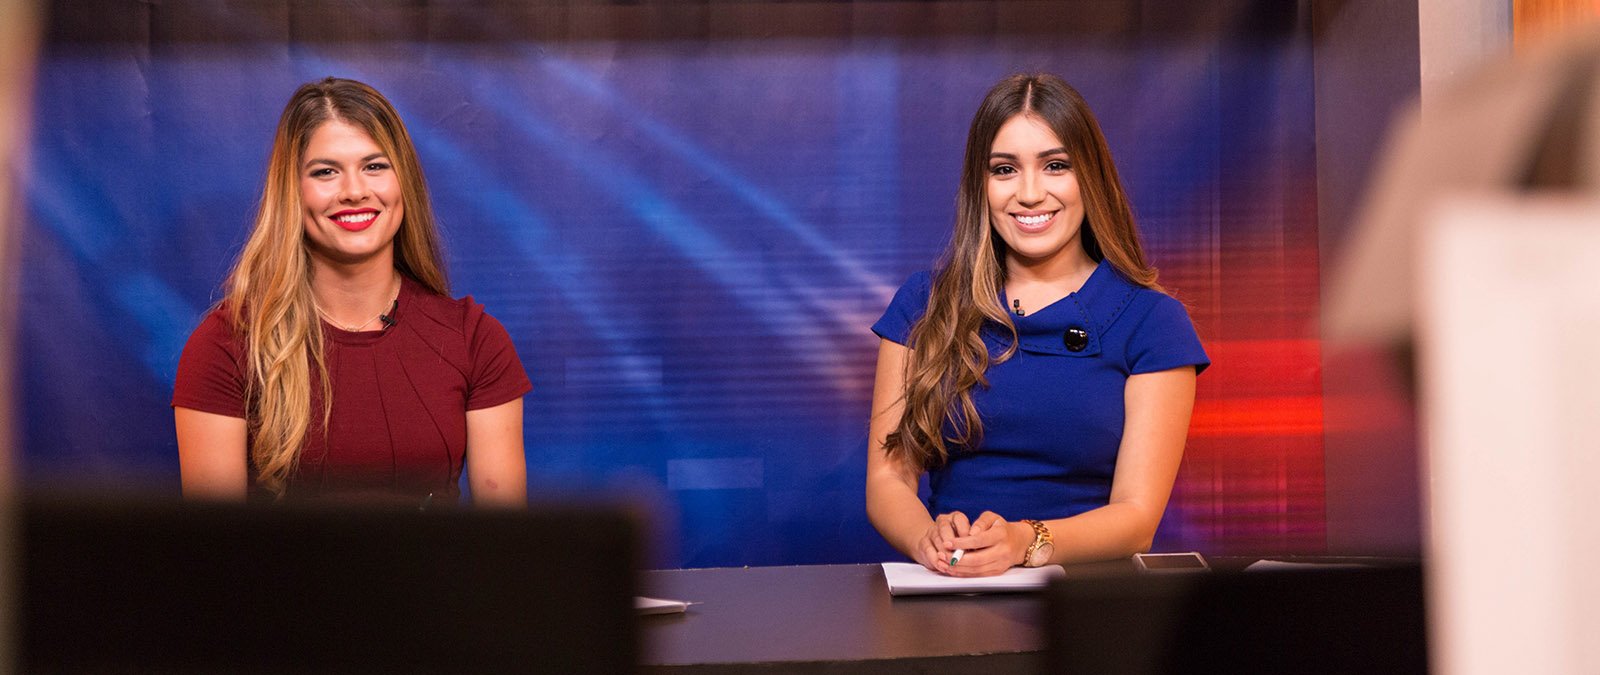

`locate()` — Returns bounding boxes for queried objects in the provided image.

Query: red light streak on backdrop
[1152,168,1328,555]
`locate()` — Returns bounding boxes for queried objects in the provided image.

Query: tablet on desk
[1133,551,1209,573]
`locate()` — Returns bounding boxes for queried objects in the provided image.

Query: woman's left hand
[942,511,1033,577]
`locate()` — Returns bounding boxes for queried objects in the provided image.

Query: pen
[950,516,992,566]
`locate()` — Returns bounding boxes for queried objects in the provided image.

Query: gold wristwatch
[1021,519,1054,567]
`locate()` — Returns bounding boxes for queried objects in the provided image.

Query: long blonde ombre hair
[884,73,1161,472]
[224,77,449,496]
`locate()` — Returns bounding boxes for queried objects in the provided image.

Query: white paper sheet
[880,562,1065,596]
[1243,560,1374,572]
[634,596,693,615]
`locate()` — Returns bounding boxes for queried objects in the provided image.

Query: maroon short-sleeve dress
[173,276,532,503]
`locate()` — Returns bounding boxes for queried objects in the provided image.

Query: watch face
[1029,542,1054,567]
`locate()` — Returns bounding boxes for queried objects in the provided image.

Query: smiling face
[299,119,404,269]
[985,113,1089,273]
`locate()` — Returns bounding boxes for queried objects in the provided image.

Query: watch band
[1022,519,1053,567]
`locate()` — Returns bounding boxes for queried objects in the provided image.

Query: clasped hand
[915,510,1028,577]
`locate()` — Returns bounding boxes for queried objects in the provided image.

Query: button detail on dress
[1064,327,1089,352]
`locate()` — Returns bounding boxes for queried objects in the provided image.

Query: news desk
[637,558,1421,675]
[638,562,1093,674]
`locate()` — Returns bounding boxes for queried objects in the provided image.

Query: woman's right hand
[912,511,972,574]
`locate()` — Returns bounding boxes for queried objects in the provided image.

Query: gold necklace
[314,303,388,332]
[313,283,399,332]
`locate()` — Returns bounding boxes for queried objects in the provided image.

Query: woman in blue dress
[867,73,1209,576]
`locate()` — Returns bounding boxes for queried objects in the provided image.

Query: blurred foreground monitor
[1043,564,1425,675]
[20,496,638,674]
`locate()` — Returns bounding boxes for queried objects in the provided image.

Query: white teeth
[1016,213,1053,225]
[334,212,376,224]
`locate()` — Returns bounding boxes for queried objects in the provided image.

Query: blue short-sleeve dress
[872,259,1209,521]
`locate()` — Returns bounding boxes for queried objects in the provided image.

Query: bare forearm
[866,477,935,557]
[1038,501,1164,564]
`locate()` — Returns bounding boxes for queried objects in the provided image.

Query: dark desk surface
[637,558,1415,675]
[638,563,1054,674]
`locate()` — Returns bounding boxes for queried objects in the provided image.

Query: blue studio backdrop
[19,2,1319,567]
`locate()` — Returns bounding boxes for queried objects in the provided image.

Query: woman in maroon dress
[173,78,530,505]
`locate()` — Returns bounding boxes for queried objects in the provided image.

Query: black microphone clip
[379,300,398,328]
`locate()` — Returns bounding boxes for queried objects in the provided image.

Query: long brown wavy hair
[223,77,449,496]
[884,73,1160,471]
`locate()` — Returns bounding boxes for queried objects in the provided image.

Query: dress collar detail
[988,259,1139,357]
